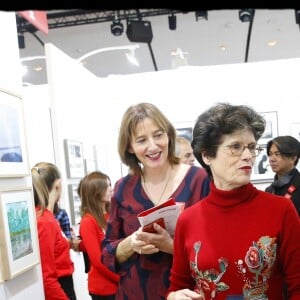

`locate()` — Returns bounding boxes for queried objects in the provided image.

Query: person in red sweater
[167,103,300,300]
[31,162,77,300]
[78,171,120,300]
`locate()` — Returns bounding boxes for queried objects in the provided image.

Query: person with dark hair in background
[78,171,119,300]
[31,162,78,300]
[265,135,300,299]
[101,102,209,300]
[265,135,300,216]
[167,103,300,299]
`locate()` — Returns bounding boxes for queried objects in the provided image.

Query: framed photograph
[64,139,85,178]
[0,189,39,280]
[84,158,96,174]
[68,184,81,225]
[174,121,194,142]
[0,90,29,177]
[259,111,278,145]
[251,145,274,183]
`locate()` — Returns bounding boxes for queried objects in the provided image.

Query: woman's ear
[127,146,135,154]
[202,152,212,165]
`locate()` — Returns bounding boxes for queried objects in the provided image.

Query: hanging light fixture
[110,11,124,36]
[239,9,254,22]
[168,13,177,30]
[195,11,208,21]
[295,10,300,25]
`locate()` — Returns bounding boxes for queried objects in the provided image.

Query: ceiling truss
[16,9,186,33]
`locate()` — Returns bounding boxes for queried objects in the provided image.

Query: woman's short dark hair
[266,135,300,166]
[191,102,266,176]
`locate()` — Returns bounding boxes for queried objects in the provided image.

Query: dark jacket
[265,168,300,216]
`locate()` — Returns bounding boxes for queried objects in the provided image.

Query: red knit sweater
[79,213,119,295]
[36,208,74,300]
[167,183,300,299]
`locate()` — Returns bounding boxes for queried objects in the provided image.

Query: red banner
[18,11,49,35]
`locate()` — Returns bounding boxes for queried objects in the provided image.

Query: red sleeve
[167,209,196,297]
[79,215,119,282]
[37,217,69,300]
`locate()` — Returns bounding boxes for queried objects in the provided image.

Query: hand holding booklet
[137,198,183,236]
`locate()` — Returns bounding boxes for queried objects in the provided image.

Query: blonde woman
[31,162,77,300]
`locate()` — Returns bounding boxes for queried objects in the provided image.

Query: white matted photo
[68,184,81,225]
[259,111,278,145]
[0,188,40,280]
[174,121,194,142]
[0,90,29,177]
[251,145,274,183]
[64,139,85,178]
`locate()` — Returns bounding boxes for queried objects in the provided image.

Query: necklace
[142,167,173,204]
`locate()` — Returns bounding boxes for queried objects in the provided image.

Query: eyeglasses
[224,143,263,157]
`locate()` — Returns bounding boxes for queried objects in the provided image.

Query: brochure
[137,198,182,236]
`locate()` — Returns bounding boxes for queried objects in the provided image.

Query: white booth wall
[0,12,45,300]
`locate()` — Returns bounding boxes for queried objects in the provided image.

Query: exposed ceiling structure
[16,9,184,32]
[17,9,300,86]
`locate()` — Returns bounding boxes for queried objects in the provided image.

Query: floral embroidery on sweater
[190,241,229,299]
[190,236,277,299]
[236,236,277,299]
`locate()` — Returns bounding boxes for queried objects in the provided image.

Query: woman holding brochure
[102,102,209,300]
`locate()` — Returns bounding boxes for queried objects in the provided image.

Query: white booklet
[137,198,183,236]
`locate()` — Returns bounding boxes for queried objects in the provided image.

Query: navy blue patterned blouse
[55,208,72,239]
[102,166,209,300]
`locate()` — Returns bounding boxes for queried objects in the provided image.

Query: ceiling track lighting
[168,14,177,30]
[239,9,255,22]
[18,32,25,49]
[110,11,124,36]
[195,11,208,21]
[295,10,300,25]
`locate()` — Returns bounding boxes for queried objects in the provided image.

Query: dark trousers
[90,293,116,300]
[58,275,77,300]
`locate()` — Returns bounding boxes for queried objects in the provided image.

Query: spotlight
[111,19,124,36]
[295,10,300,25]
[168,14,177,30]
[195,11,208,21]
[18,32,25,49]
[239,9,254,22]
[126,20,153,43]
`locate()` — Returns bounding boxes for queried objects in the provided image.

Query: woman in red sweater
[167,103,300,299]
[78,171,120,300]
[31,162,77,300]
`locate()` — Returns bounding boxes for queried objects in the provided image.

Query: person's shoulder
[80,213,97,226]
[37,210,59,229]
[188,165,208,177]
[115,173,139,190]
[179,198,203,220]
[258,189,292,205]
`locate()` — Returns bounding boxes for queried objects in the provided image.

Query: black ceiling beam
[16,9,185,33]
